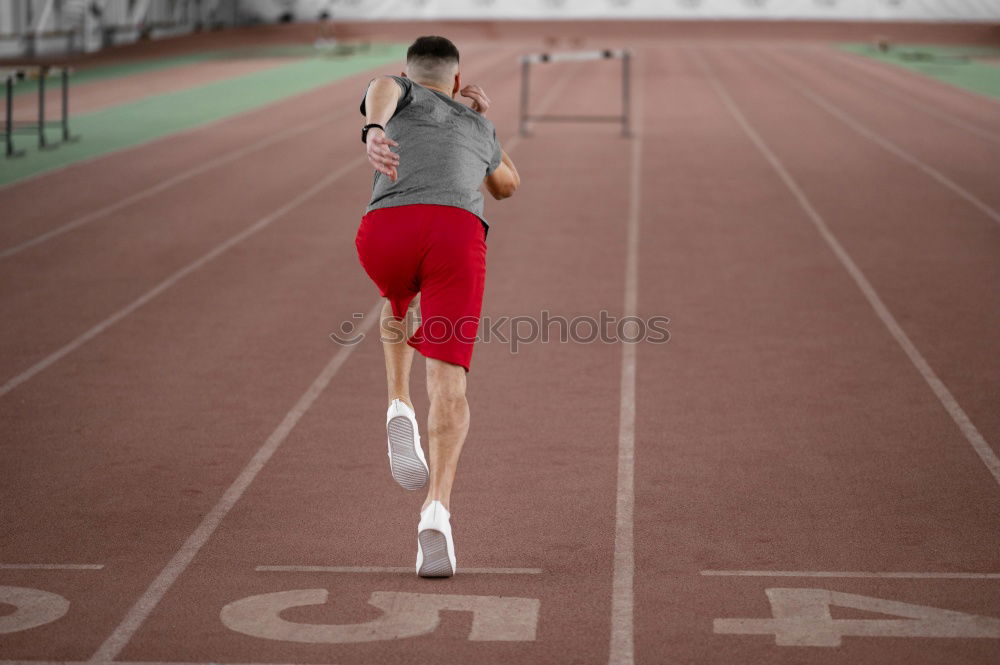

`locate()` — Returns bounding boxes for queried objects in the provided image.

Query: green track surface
[10,52,229,96]
[8,42,378,96]
[1,43,404,186]
[840,43,1000,100]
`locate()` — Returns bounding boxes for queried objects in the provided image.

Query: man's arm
[363,77,402,181]
[484,149,519,200]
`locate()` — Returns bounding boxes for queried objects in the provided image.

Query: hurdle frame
[3,64,78,158]
[519,49,631,138]
[3,70,22,158]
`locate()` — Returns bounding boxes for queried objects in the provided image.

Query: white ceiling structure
[277,0,1000,21]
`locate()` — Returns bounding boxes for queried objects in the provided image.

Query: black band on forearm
[362,123,385,144]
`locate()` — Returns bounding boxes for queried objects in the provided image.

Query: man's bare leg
[422,358,469,512]
[381,295,419,409]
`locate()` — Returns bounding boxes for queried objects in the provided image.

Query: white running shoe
[416,500,456,577]
[386,399,428,490]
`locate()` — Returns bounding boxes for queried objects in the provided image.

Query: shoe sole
[417,529,454,577]
[387,416,428,491]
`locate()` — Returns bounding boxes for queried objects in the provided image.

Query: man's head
[404,36,460,97]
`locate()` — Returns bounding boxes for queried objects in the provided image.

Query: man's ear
[452,72,461,97]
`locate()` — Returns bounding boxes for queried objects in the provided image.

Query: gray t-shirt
[360,76,503,228]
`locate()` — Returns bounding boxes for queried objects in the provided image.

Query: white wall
[4,1,998,37]
[274,0,1000,22]
[0,2,15,35]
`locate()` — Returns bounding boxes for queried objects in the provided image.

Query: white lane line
[0,46,513,260]
[702,570,1000,579]
[788,46,1000,146]
[0,115,335,260]
[608,50,643,665]
[256,565,543,574]
[0,563,103,570]
[88,299,381,662]
[748,50,1000,229]
[0,156,366,399]
[692,49,1000,488]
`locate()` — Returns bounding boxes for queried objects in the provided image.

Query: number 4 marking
[714,588,1000,646]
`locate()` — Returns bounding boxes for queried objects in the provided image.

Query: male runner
[355,36,520,577]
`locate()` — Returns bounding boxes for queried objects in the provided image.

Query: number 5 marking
[221,588,540,643]
[714,588,1000,646]
[0,586,70,634]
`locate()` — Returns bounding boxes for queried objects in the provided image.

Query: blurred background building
[1,1,998,58]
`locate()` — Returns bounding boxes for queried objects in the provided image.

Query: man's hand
[366,129,400,181]
[460,84,491,114]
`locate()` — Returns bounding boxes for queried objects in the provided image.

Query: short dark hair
[406,36,460,65]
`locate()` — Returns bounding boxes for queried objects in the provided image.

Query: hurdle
[2,69,21,158]
[3,64,79,158]
[519,49,631,138]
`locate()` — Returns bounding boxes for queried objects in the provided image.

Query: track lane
[699,46,1000,460]
[0,161,380,659]
[789,46,1000,145]
[630,45,1000,665]
[102,54,634,664]
[755,47,1000,221]
[0,113,337,260]
[820,46,1000,126]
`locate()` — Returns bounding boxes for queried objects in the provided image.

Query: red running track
[1,27,999,665]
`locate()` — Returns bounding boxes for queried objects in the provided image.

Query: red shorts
[355,204,487,372]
